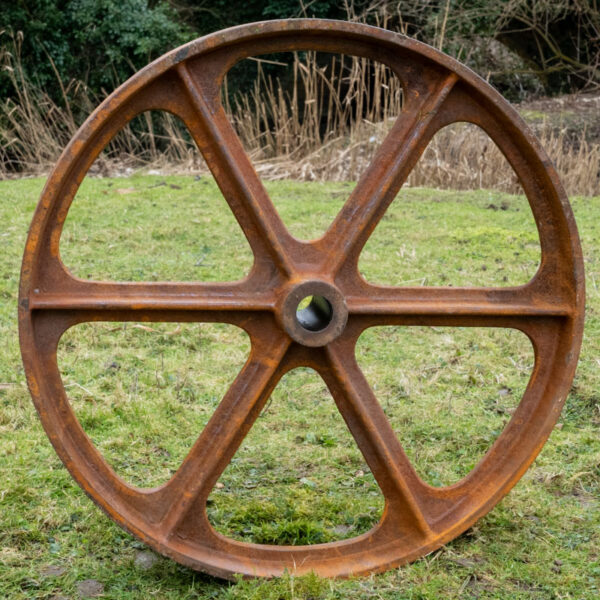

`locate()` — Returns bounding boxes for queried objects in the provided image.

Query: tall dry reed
[0,30,200,177]
[1,34,598,196]
[224,52,599,196]
[406,121,600,197]
[0,31,81,173]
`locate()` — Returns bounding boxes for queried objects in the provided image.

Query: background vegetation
[2,1,599,102]
[1,0,599,192]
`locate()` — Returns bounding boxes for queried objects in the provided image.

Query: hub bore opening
[296,295,333,332]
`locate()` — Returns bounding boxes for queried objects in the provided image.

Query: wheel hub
[279,279,348,347]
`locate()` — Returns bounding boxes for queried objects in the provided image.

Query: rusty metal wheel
[19,20,584,579]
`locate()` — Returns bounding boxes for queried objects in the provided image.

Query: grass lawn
[0,174,598,599]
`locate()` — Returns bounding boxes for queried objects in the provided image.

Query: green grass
[0,174,599,599]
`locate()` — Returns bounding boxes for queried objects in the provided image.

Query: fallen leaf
[449,557,478,569]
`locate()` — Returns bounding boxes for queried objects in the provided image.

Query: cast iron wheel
[19,20,584,579]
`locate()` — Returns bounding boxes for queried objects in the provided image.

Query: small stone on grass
[135,550,159,570]
[76,579,104,598]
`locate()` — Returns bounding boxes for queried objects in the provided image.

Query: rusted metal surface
[18,20,584,579]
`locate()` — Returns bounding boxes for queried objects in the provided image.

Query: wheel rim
[18,19,585,579]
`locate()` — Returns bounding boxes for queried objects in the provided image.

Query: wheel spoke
[323,340,433,539]
[157,327,290,538]
[176,61,295,277]
[344,283,573,328]
[23,267,276,328]
[320,72,458,275]
[27,278,274,314]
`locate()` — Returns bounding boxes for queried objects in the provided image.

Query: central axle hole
[296,295,334,332]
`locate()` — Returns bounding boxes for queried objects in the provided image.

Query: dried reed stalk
[225,52,599,196]
[1,35,598,196]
